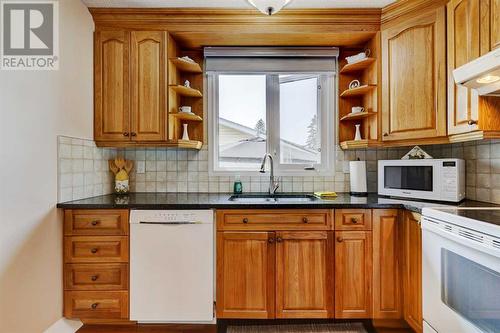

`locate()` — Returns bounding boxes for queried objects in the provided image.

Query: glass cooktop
[433,208,500,227]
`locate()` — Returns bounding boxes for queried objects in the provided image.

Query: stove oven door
[422,217,500,333]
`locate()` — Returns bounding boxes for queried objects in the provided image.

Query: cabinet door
[335,231,372,319]
[94,30,130,142]
[492,0,500,50]
[130,31,166,142]
[402,211,423,333]
[275,231,333,319]
[381,7,446,141]
[447,0,480,135]
[372,210,402,319]
[216,232,275,319]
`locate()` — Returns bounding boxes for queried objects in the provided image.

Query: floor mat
[227,323,368,333]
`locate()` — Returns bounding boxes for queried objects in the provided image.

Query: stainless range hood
[453,48,500,96]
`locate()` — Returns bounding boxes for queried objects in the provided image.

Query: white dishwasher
[130,210,214,323]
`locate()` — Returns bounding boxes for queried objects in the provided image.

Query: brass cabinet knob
[302,217,308,223]
[242,218,248,223]
[351,217,358,224]
[337,237,343,243]
[123,132,129,137]
[91,303,99,310]
[383,133,389,137]
[91,275,99,281]
[276,237,283,243]
[131,132,137,137]
[90,248,98,254]
[268,238,275,244]
[91,220,100,226]
[468,120,478,125]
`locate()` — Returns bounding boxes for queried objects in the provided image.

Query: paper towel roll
[350,161,367,196]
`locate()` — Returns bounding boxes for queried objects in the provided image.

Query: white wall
[0,1,94,332]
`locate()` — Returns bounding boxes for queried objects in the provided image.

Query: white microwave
[378,159,465,203]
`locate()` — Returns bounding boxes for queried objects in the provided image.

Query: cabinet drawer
[64,264,128,290]
[64,291,128,319]
[335,209,372,230]
[64,210,129,236]
[217,210,332,231]
[64,236,129,263]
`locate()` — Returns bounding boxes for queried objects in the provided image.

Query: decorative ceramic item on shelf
[402,146,433,160]
[182,123,190,141]
[349,79,361,90]
[180,56,195,63]
[179,106,192,114]
[351,106,365,114]
[345,49,371,64]
[354,124,362,141]
[184,80,191,88]
[109,157,133,194]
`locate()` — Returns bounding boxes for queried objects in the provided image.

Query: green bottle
[233,175,243,194]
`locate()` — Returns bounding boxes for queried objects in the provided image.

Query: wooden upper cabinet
[402,211,423,333]
[130,31,167,141]
[94,30,130,142]
[275,231,333,319]
[335,231,372,319]
[216,232,275,319]
[491,0,500,50]
[381,7,446,142]
[372,209,401,320]
[447,0,481,135]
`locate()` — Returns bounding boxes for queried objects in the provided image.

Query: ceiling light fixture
[246,0,293,15]
[476,74,500,84]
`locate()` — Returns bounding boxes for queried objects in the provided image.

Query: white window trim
[208,72,336,177]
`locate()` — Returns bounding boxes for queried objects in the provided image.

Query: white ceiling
[82,0,396,9]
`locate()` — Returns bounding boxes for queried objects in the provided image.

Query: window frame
[208,72,336,177]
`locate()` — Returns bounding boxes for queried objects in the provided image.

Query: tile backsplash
[57,136,500,205]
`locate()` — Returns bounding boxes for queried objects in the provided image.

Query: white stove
[422,207,500,333]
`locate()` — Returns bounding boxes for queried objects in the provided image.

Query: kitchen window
[206,47,337,176]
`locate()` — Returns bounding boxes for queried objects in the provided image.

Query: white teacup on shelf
[351,106,365,114]
[179,106,192,113]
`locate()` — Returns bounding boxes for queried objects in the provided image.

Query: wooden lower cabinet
[372,209,402,319]
[216,232,275,319]
[334,231,372,319]
[276,231,333,318]
[402,211,423,333]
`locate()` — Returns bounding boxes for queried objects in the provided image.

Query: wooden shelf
[170,112,203,122]
[170,140,203,150]
[340,139,379,150]
[169,57,202,73]
[340,58,376,74]
[340,84,377,98]
[340,111,377,122]
[169,85,203,98]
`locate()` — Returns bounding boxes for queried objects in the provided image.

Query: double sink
[228,194,318,203]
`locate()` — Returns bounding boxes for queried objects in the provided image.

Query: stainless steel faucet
[260,153,279,195]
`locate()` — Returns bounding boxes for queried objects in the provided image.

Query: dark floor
[76,323,413,333]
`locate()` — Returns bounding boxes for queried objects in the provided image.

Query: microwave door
[423,221,500,333]
[384,165,434,192]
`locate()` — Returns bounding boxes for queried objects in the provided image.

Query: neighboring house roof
[219,118,318,163]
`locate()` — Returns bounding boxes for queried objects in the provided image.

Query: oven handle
[422,217,500,258]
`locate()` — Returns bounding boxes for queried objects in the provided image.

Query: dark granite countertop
[56,192,497,213]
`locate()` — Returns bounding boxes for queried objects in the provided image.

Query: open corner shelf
[169,57,203,73]
[170,140,203,150]
[169,85,203,98]
[170,112,203,122]
[340,111,377,122]
[339,58,376,74]
[340,84,377,98]
[340,139,379,150]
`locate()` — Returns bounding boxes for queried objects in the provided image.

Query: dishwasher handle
[138,221,203,225]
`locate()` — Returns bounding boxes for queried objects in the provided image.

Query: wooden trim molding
[89,8,381,32]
